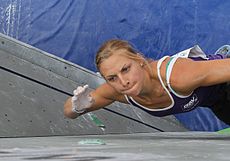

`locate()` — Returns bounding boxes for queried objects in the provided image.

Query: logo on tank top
[181,94,199,112]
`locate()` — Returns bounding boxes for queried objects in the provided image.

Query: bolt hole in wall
[4,114,10,122]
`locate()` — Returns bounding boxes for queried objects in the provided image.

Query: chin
[128,85,142,96]
[124,88,141,96]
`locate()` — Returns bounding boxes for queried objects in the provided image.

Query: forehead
[99,54,133,76]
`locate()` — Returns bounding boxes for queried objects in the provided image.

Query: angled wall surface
[0,0,230,131]
[0,33,187,137]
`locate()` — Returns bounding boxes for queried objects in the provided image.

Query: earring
[140,63,144,67]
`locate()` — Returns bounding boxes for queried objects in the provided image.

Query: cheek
[108,82,123,91]
[130,67,145,81]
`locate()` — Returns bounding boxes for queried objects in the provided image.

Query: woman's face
[99,52,146,96]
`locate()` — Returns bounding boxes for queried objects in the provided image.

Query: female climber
[64,39,230,125]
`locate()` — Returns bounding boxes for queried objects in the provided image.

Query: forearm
[64,97,81,119]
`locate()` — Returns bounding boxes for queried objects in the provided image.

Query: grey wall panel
[0,62,158,137]
[0,34,187,137]
[0,33,104,89]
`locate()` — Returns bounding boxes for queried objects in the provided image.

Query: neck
[137,61,164,100]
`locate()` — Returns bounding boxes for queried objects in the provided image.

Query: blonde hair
[96,39,153,78]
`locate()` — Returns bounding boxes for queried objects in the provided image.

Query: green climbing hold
[217,127,230,134]
[88,113,106,128]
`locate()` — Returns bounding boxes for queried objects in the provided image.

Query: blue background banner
[1,0,229,131]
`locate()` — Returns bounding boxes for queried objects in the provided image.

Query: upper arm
[170,57,230,93]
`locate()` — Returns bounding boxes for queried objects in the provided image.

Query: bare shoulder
[168,57,205,93]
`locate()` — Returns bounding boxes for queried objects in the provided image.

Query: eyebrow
[105,64,127,79]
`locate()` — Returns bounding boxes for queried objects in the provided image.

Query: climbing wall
[0,33,187,137]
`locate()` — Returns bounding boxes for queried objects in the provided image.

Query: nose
[118,75,130,87]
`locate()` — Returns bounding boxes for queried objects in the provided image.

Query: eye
[121,65,130,73]
[107,76,117,82]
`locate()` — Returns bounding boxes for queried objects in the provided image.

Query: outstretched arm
[64,83,124,119]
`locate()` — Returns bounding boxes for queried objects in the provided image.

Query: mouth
[121,83,139,95]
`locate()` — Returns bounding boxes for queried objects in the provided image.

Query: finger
[73,89,77,95]
[84,86,93,95]
[71,96,78,102]
[83,84,89,88]
[80,85,91,96]
[83,85,89,91]
[74,85,88,95]
[74,86,84,95]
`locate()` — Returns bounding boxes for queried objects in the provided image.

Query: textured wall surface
[0,0,230,131]
[0,33,187,137]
